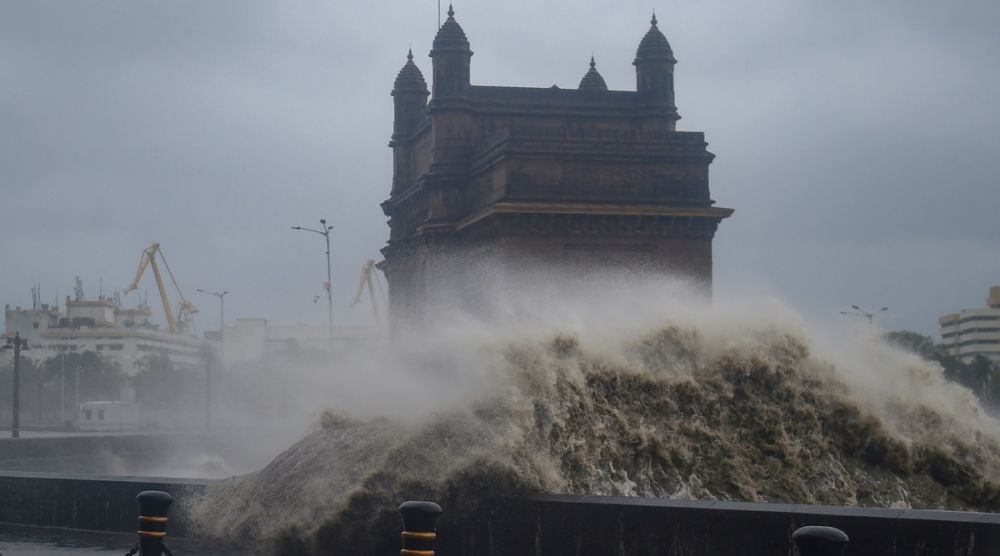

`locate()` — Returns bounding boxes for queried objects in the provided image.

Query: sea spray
[191,282,1000,554]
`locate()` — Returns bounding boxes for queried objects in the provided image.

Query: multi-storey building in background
[380,8,733,330]
[3,296,206,373]
[5,295,375,374]
[939,286,1000,363]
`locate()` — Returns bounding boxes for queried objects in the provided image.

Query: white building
[939,286,1000,363]
[4,296,207,373]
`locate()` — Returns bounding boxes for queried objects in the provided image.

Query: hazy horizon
[2,1,998,338]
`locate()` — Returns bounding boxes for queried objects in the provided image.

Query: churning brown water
[190,283,1000,554]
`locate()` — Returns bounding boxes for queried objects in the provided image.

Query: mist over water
[191,271,1000,554]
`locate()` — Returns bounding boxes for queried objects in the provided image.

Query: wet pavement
[0,525,237,555]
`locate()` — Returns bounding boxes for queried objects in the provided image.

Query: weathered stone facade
[381,9,733,329]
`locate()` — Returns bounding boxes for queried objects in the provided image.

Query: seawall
[2,473,998,554]
[0,471,214,537]
[439,494,1000,556]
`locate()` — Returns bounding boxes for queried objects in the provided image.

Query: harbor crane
[350,259,387,326]
[123,242,198,335]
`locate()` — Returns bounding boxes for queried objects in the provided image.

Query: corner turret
[429,4,473,102]
[633,13,678,120]
[392,49,430,139]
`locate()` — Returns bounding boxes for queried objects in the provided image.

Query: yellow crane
[123,242,198,335]
[350,260,387,326]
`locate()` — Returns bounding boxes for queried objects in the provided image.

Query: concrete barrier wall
[3,473,999,555]
[0,471,213,537]
[0,433,215,474]
[440,495,1000,556]
[0,431,276,477]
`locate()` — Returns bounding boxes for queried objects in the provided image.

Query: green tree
[884,330,1000,410]
[883,330,937,360]
[42,351,125,405]
[0,355,39,426]
[134,354,203,424]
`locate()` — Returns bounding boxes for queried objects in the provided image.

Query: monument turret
[381,9,733,332]
[633,13,678,123]
[429,4,472,103]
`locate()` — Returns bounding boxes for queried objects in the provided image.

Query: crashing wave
[191,289,1000,554]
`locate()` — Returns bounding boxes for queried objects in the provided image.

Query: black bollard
[792,525,849,556]
[399,500,443,556]
[136,490,173,556]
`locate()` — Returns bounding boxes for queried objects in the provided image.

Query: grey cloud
[2,1,998,336]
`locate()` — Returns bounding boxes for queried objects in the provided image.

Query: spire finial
[579,53,608,91]
[407,47,413,61]
[447,3,454,18]
[651,11,658,26]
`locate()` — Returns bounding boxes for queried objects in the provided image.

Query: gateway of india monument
[380,7,733,329]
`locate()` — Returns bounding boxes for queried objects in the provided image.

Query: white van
[76,401,141,431]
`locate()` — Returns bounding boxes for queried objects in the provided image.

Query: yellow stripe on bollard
[402,531,437,541]
[137,531,167,538]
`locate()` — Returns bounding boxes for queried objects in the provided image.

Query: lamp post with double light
[291,219,335,344]
[840,305,889,329]
[196,288,227,431]
[3,332,31,438]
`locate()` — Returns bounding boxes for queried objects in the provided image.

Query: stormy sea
[190,280,1000,554]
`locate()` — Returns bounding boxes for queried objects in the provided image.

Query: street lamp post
[839,305,889,329]
[59,343,65,424]
[58,340,79,426]
[74,365,80,416]
[196,289,227,353]
[3,332,31,438]
[291,219,335,344]
[197,288,227,431]
[35,367,42,424]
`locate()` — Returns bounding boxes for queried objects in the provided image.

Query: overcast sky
[1,1,998,337]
